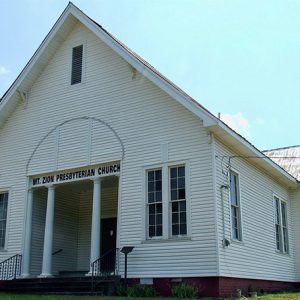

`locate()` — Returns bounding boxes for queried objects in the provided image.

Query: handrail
[91,248,119,292]
[52,249,63,256]
[0,254,22,280]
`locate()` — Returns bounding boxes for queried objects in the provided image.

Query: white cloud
[0,66,10,76]
[220,112,250,138]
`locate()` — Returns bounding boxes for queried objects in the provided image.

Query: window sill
[275,250,290,257]
[230,238,244,246]
[142,237,191,244]
[0,249,7,253]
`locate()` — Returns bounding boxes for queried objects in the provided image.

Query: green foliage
[127,284,156,297]
[171,283,198,298]
[248,284,257,293]
[115,283,128,296]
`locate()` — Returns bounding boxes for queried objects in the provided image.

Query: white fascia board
[213,121,298,185]
[69,5,218,127]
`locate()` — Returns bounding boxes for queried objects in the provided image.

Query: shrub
[171,283,198,298]
[248,285,257,293]
[127,284,156,297]
[115,283,128,296]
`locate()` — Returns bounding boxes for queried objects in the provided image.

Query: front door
[100,218,117,274]
[101,218,117,255]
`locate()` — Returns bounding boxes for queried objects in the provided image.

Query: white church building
[0,3,299,297]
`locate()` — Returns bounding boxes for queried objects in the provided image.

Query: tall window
[71,45,83,85]
[170,166,187,236]
[274,196,289,253]
[229,171,242,241]
[147,169,162,238]
[0,192,8,249]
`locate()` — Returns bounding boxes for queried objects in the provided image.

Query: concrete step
[0,275,120,295]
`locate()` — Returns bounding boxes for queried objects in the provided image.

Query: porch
[24,175,119,278]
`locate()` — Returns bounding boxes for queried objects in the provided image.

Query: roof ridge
[263,145,300,152]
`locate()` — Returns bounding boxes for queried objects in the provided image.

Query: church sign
[31,163,120,187]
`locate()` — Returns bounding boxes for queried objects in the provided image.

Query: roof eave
[208,121,298,187]
[0,4,74,117]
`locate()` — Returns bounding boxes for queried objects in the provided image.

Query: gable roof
[264,145,300,181]
[0,2,298,187]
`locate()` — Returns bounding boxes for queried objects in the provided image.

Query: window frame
[0,189,10,251]
[169,164,188,238]
[146,168,163,240]
[274,194,289,254]
[229,169,243,242]
[143,161,190,241]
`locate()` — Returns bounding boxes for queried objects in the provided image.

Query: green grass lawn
[0,296,286,300]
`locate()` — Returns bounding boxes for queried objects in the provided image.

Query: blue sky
[0,0,299,150]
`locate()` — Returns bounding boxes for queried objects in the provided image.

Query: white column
[22,189,34,277]
[89,178,102,272]
[40,185,55,277]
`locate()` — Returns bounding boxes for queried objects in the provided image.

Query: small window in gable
[71,45,83,85]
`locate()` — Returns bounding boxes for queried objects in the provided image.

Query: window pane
[148,181,154,192]
[171,200,187,236]
[178,178,185,189]
[172,202,179,212]
[171,179,177,189]
[148,202,162,238]
[275,198,280,225]
[274,197,289,253]
[275,224,281,251]
[180,224,187,235]
[180,212,186,223]
[156,191,162,202]
[155,180,162,191]
[283,228,288,253]
[230,172,241,241]
[172,224,179,235]
[148,171,154,181]
[149,226,155,238]
[171,168,177,178]
[157,214,162,225]
[171,190,177,201]
[170,166,185,201]
[147,169,163,238]
[281,202,287,227]
[178,189,185,200]
[156,203,162,214]
[178,167,185,177]
[155,170,162,181]
[180,201,186,211]
[0,193,8,249]
[148,169,162,203]
[230,175,237,205]
[149,214,155,225]
[148,192,154,203]
[156,225,162,236]
[172,213,179,223]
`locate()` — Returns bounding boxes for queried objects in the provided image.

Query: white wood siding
[214,138,296,281]
[0,21,217,278]
[291,189,300,280]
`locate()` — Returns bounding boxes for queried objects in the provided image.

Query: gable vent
[71,45,83,85]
